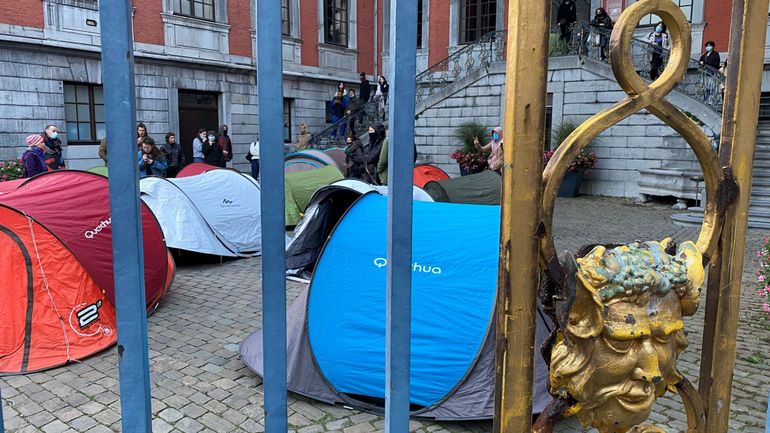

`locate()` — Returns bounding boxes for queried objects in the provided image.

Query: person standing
[699,41,721,70]
[23,134,49,178]
[473,127,504,173]
[359,72,371,102]
[647,22,670,81]
[137,122,148,148]
[98,137,108,164]
[346,89,361,133]
[246,135,260,180]
[557,0,577,43]
[346,124,385,184]
[42,124,63,170]
[202,130,225,167]
[590,8,613,61]
[330,91,347,139]
[218,124,233,165]
[374,76,389,119]
[137,137,167,178]
[192,128,206,163]
[161,132,185,178]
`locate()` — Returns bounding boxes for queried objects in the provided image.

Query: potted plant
[451,121,490,176]
[545,121,599,197]
[0,160,24,182]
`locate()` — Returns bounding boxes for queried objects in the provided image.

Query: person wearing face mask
[192,128,206,163]
[699,41,720,70]
[647,21,670,81]
[202,129,226,167]
[374,76,389,119]
[344,132,363,179]
[41,124,62,170]
[473,127,504,173]
[590,8,613,61]
[346,124,386,184]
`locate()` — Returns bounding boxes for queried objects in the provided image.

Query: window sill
[161,13,230,31]
[318,43,357,54]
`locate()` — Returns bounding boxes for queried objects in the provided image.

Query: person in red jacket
[218,125,232,164]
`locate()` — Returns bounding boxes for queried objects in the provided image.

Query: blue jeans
[193,157,205,163]
[331,115,346,138]
[251,158,260,180]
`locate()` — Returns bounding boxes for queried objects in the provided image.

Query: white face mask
[208,135,216,141]
[706,46,714,52]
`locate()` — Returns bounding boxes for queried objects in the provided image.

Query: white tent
[140,169,261,257]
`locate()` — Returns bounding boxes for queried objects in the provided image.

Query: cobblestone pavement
[2,196,769,432]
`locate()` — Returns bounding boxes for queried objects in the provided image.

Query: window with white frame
[324,0,349,46]
[459,0,496,44]
[174,0,216,21]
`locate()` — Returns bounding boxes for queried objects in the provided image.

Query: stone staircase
[672,123,770,229]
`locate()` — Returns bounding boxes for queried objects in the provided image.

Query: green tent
[285,165,344,226]
[423,170,501,205]
[88,166,109,177]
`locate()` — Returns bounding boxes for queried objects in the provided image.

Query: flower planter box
[557,171,583,197]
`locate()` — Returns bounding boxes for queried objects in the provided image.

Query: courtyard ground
[1,196,769,432]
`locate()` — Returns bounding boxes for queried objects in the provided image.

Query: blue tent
[241,193,551,419]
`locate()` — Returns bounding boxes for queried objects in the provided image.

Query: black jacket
[591,14,613,30]
[202,139,226,167]
[557,1,577,24]
[346,125,386,184]
[42,135,62,170]
[699,51,721,70]
[359,79,371,102]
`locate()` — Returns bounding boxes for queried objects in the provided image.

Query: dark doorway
[179,90,219,164]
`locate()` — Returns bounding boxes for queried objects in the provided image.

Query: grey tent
[242,194,552,420]
[423,170,501,204]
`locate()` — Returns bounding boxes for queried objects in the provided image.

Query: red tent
[0,171,173,373]
[413,164,450,188]
[177,162,220,178]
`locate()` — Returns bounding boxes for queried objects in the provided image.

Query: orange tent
[413,164,450,188]
[0,205,117,374]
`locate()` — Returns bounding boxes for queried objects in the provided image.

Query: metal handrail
[307,25,725,149]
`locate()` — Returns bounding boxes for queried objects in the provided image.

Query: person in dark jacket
[23,134,48,178]
[330,91,347,139]
[137,122,148,148]
[346,124,385,184]
[202,129,226,167]
[42,124,63,170]
[590,8,613,61]
[161,132,185,177]
[359,72,371,102]
[557,0,577,42]
[218,124,233,163]
[648,21,670,81]
[699,41,721,70]
[345,89,361,133]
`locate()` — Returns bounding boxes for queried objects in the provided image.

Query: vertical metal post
[255,1,288,432]
[766,392,770,433]
[493,0,550,431]
[700,0,769,431]
[99,1,153,431]
[385,0,417,431]
[0,385,4,433]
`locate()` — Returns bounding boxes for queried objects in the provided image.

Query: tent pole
[99,0,153,431]
[385,0,418,431]
[255,0,288,431]
[493,0,550,431]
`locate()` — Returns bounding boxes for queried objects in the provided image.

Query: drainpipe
[373,0,379,76]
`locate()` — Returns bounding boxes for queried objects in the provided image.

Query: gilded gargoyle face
[549,240,703,433]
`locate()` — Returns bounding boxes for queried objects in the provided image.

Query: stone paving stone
[2,197,770,432]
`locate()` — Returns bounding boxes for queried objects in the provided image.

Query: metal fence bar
[99,0,153,431]
[385,0,417,431]
[1,384,4,432]
[255,0,288,431]
[766,392,770,433]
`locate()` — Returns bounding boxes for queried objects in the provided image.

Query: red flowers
[451,150,490,174]
[0,160,24,182]
[543,149,598,173]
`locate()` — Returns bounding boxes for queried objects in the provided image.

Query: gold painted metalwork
[493,0,551,431]
[540,0,724,279]
[549,240,703,433]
